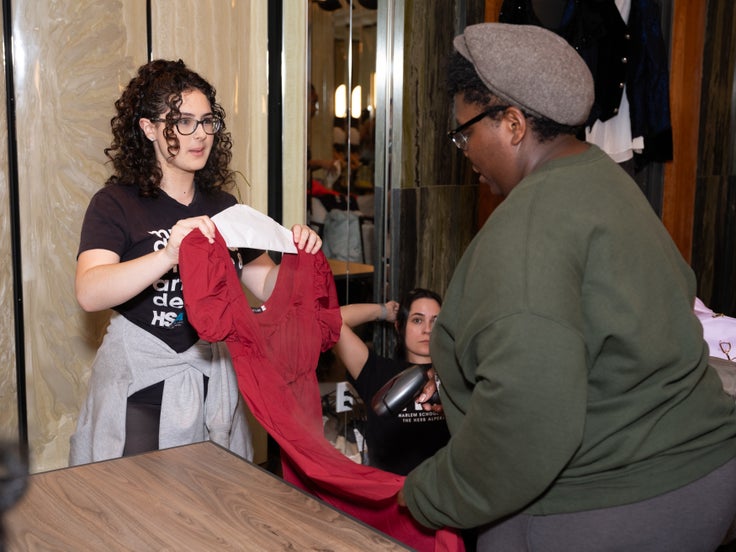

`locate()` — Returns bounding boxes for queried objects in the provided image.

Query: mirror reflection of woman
[70,59,321,465]
[332,289,450,475]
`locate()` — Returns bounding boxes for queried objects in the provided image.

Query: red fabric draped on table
[179,230,464,552]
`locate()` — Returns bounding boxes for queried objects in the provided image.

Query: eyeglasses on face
[447,105,509,151]
[151,116,222,136]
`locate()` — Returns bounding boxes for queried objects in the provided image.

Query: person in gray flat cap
[398,22,736,551]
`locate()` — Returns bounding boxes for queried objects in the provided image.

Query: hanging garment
[499,0,673,168]
[179,230,464,552]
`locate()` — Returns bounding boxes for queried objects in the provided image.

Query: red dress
[179,230,464,552]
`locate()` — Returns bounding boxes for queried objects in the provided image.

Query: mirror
[308,0,379,310]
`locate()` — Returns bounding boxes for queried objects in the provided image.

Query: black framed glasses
[447,105,509,151]
[152,116,222,136]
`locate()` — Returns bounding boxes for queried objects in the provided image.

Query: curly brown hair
[104,59,234,197]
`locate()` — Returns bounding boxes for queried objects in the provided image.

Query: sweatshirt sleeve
[403,312,588,529]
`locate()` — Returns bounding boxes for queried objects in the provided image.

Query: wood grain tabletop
[4,441,409,551]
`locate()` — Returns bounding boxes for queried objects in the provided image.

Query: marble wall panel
[282,2,308,227]
[394,184,478,299]
[390,0,485,305]
[400,0,485,192]
[309,4,337,166]
[11,0,147,472]
[0,6,18,443]
[400,0,459,192]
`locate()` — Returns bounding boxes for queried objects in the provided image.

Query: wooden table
[4,441,409,551]
[328,259,374,305]
[328,258,374,278]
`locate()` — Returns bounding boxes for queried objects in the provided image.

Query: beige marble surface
[309,4,338,171]
[0,0,305,473]
[9,0,147,472]
[282,1,308,227]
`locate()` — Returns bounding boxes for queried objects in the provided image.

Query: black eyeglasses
[151,116,222,136]
[447,105,509,151]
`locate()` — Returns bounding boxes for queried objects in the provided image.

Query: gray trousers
[477,457,736,552]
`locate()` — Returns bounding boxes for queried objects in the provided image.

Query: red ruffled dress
[179,230,464,552]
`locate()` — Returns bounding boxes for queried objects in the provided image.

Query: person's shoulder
[87,183,146,210]
[93,182,138,198]
[510,145,616,209]
[200,188,238,211]
[209,187,238,202]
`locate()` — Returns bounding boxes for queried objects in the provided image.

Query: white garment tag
[212,204,297,253]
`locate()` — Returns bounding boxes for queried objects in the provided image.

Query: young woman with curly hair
[70,59,322,465]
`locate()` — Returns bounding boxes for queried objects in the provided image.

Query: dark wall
[393,0,486,300]
[692,0,736,315]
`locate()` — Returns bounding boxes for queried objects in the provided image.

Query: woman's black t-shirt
[347,349,451,475]
[78,184,261,352]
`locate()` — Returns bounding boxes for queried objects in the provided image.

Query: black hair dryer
[371,364,439,417]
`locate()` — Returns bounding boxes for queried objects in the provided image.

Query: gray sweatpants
[477,457,736,552]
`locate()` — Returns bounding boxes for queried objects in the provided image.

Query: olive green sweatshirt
[403,145,736,529]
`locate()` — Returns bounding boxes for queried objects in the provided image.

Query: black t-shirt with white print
[78,184,262,352]
[347,349,451,475]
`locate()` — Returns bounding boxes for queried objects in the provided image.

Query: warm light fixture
[352,85,362,116]
[335,84,347,118]
[335,84,362,118]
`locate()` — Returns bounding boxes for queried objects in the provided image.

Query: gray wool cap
[453,23,594,126]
